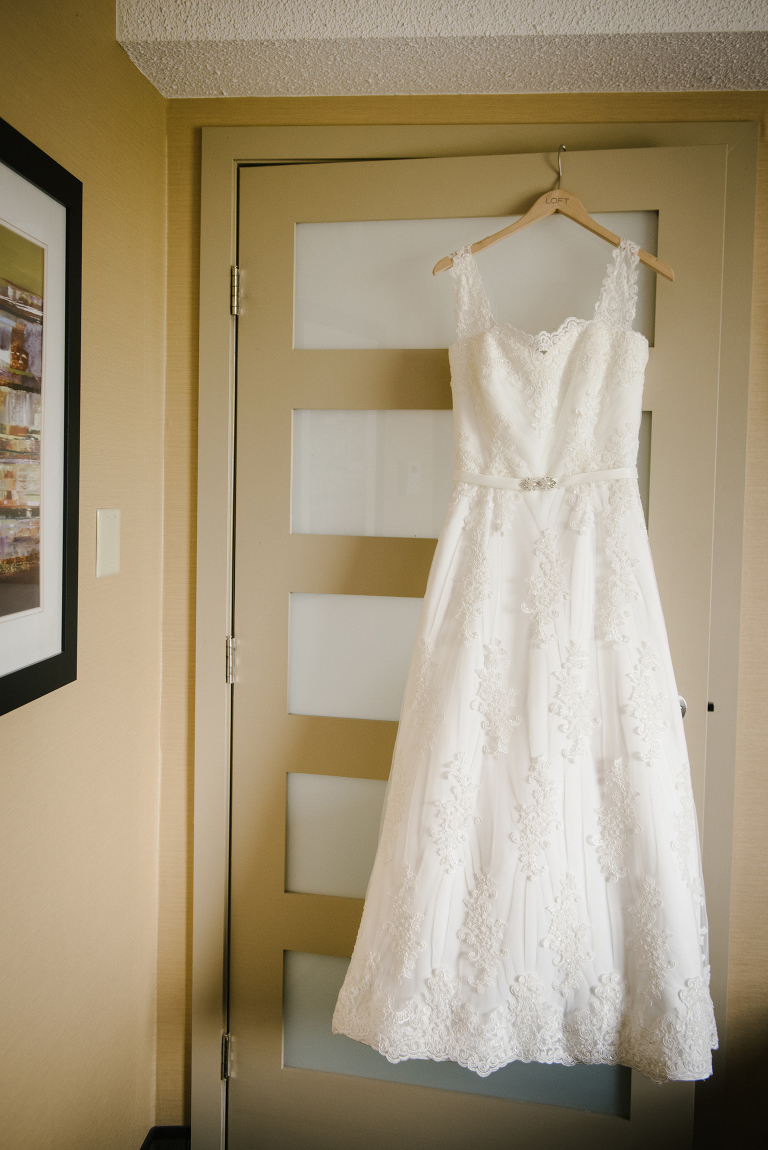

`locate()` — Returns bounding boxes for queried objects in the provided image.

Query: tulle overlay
[332,241,718,1083]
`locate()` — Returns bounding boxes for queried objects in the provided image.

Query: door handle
[679,695,687,718]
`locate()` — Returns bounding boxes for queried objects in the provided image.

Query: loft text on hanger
[433,145,674,282]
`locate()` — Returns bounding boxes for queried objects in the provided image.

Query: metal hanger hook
[556,144,566,190]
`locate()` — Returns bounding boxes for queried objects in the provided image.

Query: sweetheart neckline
[449,314,648,354]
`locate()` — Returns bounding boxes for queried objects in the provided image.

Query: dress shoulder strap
[593,238,640,330]
[449,246,495,341]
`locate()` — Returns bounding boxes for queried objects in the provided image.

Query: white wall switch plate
[96,509,121,577]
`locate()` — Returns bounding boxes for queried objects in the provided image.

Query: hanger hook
[556,144,566,190]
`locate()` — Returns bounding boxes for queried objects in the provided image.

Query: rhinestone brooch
[520,476,557,491]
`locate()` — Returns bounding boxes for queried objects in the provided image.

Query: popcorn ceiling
[116,1,768,96]
[117,1,768,40]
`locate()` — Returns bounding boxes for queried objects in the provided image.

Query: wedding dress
[332,240,718,1083]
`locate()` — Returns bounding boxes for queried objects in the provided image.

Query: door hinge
[225,635,237,684]
[221,1032,231,1080]
[230,265,240,315]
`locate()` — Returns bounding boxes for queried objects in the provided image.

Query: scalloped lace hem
[334,1030,714,1083]
[333,965,717,1084]
[335,1018,716,1084]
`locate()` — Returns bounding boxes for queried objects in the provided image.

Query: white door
[226,145,726,1148]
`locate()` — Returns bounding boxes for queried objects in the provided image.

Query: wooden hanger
[432,146,674,281]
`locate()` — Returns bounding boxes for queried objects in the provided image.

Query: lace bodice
[448,241,648,481]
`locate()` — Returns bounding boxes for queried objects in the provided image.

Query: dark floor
[140,1128,190,1150]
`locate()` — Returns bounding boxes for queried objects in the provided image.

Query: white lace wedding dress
[332,240,718,1083]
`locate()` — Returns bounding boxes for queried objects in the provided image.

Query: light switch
[96,509,120,577]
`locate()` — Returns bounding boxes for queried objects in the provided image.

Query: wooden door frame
[194,121,757,1149]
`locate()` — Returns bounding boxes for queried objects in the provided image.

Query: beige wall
[164,93,768,1141]
[0,2,167,1147]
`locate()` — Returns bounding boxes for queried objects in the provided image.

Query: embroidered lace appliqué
[458,870,508,993]
[671,763,704,904]
[542,872,593,995]
[522,530,570,646]
[603,422,638,469]
[531,318,589,354]
[430,752,480,874]
[456,486,493,644]
[332,949,381,1037]
[401,967,566,1075]
[333,956,717,1082]
[562,386,602,478]
[594,240,640,331]
[449,247,494,342]
[634,967,718,1082]
[383,866,426,983]
[369,967,573,1076]
[410,639,443,754]
[472,639,521,759]
[486,412,527,480]
[486,413,524,534]
[592,758,640,881]
[377,744,409,865]
[503,973,569,1061]
[562,387,603,534]
[551,641,600,761]
[378,639,442,865]
[625,643,668,764]
[567,483,598,536]
[454,413,525,639]
[565,973,626,1064]
[630,877,674,1000]
[456,431,482,474]
[501,316,589,360]
[577,318,612,390]
[511,757,561,879]
[524,358,562,436]
[599,479,641,645]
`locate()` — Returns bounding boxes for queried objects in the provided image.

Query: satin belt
[453,466,638,491]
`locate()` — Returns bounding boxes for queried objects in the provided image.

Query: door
[227,145,726,1148]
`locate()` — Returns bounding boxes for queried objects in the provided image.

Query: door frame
[193,122,757,1149]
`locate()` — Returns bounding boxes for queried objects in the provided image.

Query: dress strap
[449,246,495,341]
[593,238,640,330]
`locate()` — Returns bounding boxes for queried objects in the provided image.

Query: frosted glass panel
[289,593,422,720]
[292,409,454,538]
[295,212,657,349]
[286,773,387,898]
[283,951,631,1116]
[292,409,649,538]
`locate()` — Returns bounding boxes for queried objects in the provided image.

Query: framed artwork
[0,117,81,716]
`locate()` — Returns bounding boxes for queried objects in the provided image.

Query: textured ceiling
[117,1,768,96]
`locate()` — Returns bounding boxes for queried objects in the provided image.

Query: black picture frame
[0,116,81,716]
